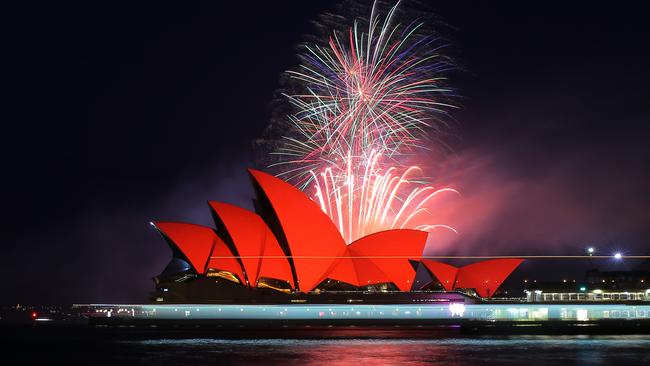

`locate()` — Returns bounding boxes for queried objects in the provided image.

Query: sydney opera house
[151,169,523,304]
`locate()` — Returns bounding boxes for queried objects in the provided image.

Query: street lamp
[586,247,596,269]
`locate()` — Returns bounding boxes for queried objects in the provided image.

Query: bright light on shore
[613,252,623,260]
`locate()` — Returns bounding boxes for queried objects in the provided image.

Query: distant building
[586,269,648,290]
[523,262,649,302]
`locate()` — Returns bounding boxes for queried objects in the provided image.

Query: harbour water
[4,328,650,365]
[118,336,650,365]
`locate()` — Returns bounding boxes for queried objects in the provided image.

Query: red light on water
[31,312,38,318]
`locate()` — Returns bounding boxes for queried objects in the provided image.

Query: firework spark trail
[273,1,458,243]
[310,151,459,243]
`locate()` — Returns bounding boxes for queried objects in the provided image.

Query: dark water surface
[115,336,650,365]
[5,328,650,365]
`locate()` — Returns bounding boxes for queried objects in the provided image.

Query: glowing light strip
[209,255,650,259]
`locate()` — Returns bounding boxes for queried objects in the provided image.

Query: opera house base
[78,303,650,335]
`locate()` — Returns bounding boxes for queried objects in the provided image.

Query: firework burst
[311,150,459,243]
[271,1,459,243]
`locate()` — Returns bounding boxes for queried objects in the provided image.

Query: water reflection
[127,334,650,365]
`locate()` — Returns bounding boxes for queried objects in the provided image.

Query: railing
[526,291,650,302]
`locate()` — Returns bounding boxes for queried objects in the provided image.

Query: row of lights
[524,279,644,283]
[518,248,634,287]
[587,247,623,259]
[520,247,625,285]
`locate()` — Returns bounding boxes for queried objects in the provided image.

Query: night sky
[4,2,650,304]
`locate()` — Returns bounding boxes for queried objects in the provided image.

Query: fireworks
[271,1,458,242]
[311,150,459,243]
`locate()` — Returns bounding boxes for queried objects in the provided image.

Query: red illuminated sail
[152,222,216,274]
[421,259,524,297]
[248,168,347,291]
[209,201,294,288]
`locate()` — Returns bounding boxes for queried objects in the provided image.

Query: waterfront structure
[80,303,650,328]
[522,264,650,303]
[525,289,650,302]
[151,169,523,302]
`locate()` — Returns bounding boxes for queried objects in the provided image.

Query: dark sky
[3,1,649,304]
